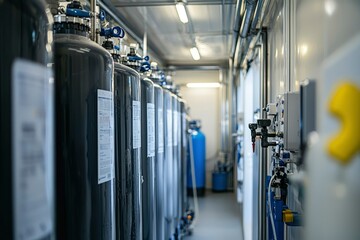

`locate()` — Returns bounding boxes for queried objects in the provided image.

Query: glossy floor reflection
[186,191,243,240]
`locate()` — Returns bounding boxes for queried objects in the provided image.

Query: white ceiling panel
[111,0,236,66]
[188,5,223,33]
[196,35,228,59]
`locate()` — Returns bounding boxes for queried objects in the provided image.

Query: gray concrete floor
[186,191,243,240]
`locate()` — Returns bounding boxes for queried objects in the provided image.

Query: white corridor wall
[174,70,221,189]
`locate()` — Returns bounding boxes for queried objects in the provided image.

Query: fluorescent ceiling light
[186,82,221,88]
[190,47,200,61]
[325,0,336,16]
[176,2,188,23]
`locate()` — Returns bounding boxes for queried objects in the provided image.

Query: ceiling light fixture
[186,82,221,88]
[176,1,188,24]
[190,47,200,61]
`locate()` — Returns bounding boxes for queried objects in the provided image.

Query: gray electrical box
[284,92,300,151]
[300,80,316,147]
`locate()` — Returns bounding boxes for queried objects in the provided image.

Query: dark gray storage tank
[150,67,165,239]
[54,3,115,239]
[172,93,181,235]
[153,84,165,240]
[114,62,142,240]
[179,99,189,226]
[102,40,143,240]
[149,66,166,240]
[0,0,55,239]
[163,88,174,240]
[121,45,161,240]
[141,76,156,240]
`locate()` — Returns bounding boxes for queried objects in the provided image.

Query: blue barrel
[212,172,228,192]
[187,120,206,196]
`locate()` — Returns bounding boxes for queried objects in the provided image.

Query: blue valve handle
[112,26,125,38]
[140,61,151,72]
[114,45,120,51]
[100,26,125,38]
[66,8,92,18]
[128,55,143,61]
[99,10,106,21]
[160,72,166,81]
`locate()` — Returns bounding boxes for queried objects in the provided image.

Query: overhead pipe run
[250,0,264,35]
[91,0,97,41]
[239,0,258,38]
[97,0,143,45]
[113,0,236,7]
[230,0,243,60]
[222,0,226,35]
[97,0,164,64]
[232,0,270,68]
[242,0,270,66]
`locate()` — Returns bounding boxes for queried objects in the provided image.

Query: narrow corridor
[187,191,243,240]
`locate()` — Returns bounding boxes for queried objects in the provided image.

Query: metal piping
[250,0,264,35]
[230,0,243,59]
[97,1,143,45]
[239,0,258,38]
[91,0,96,41]
[259,32,267,240]
[222,0,226,35]
[233,0,242,32]
[143,31,148,57]
[98,0,164,65]
[253,0,270,28]
[185,3,197,47]
[113,0,236,7]
[233,38,240,67]
[251,0,271,47]
[242,0,270,65]
[233,0,270,68]
[143,8,148,57]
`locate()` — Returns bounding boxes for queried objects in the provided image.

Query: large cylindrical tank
[54,8,116,240]
[179,99,188,221]
[141,76,156,240]
[172,94,181,233]
[112,60,142,240]
[153,83,165,240]
[163,88,174,239]
[187,121,206,196]
[0,1,55,239]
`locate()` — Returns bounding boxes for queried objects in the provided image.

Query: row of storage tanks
[0,1,193,239]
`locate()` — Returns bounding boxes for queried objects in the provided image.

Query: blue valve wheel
[112,26,125,38]
[100,26,125,39]
[66,8,92,18]
[140,62,151,72]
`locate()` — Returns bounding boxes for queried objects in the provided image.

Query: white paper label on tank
[12,59,53,240]
[182,112,187,147]
[133,100,141,149]
[158,108,164,153]
[167,109,173,147]
[147,103,155,157]
[173,111,179,146]
[97,89,114,184]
